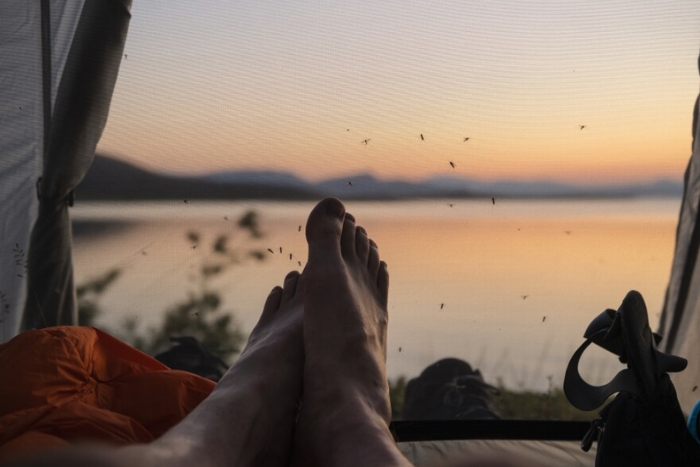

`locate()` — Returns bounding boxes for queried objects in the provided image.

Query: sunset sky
[96,0,700,184]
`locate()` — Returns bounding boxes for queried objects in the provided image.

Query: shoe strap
[564,309,687,412]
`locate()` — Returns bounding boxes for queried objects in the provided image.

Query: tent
[0,0,132,339]
[660,53,700,414]
[0,2,698,465]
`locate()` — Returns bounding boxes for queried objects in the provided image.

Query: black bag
[154,335,229,381]
[564,290,700,466]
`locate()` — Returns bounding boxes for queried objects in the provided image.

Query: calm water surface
[71,198,680,391]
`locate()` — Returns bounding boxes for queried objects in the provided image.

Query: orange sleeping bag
[0,326,215,461]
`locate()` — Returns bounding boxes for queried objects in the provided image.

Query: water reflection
[71,198,678,409]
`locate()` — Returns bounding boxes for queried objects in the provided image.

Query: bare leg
[292,198,412,467]
[8,272,305,467]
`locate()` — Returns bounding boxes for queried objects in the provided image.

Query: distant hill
[76,154,683,201]
[76,155,322,200]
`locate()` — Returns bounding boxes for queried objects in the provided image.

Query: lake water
[71,198,680,392]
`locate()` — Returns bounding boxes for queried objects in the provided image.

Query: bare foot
[292,198,410,467]
[132,271,305,467]
[210,270,305,466]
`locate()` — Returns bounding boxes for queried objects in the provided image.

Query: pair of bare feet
[136,197,407,467]
[251,196,407,467]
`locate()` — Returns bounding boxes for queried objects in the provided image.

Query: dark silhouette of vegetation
[389,376,408,420]
[77,269,122,327]
[77,209,267,366]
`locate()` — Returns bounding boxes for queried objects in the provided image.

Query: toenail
[358,226,367,236]
[325,199,345,219]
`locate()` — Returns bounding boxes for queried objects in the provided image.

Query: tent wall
[0,0,131,341]
[0,2,47,341]
[659,53,700,413]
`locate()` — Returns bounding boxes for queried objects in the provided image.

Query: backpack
[154,335,229,381]
[563,290,700,466]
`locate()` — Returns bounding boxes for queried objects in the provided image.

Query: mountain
[76,155,683,201]
[314,174,447,199]
[421,176,684,198]
[76,155,322,200]
[203,170,311,190]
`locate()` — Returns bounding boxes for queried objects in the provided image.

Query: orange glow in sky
[97,1,700,184]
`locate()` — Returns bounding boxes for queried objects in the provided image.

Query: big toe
[305,198,346,264]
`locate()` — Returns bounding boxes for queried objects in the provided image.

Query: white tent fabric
[0,0,131,341]
[0,2,45,341]
[660,54,700,414]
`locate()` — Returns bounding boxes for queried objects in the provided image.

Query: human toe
[355,226,371,265]
[377,261,389,308]
[305,198,346,263]
[280,271,301,305]
[368,238,380,277]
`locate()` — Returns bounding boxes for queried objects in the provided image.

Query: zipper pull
[581,418,604,452]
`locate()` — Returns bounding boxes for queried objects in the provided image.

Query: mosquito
[267,248,274,254]
[420,134,424,141]
[361,139,371,145]
[579,125,586,130]
[449,161,455,169]
[463,137,470,142]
